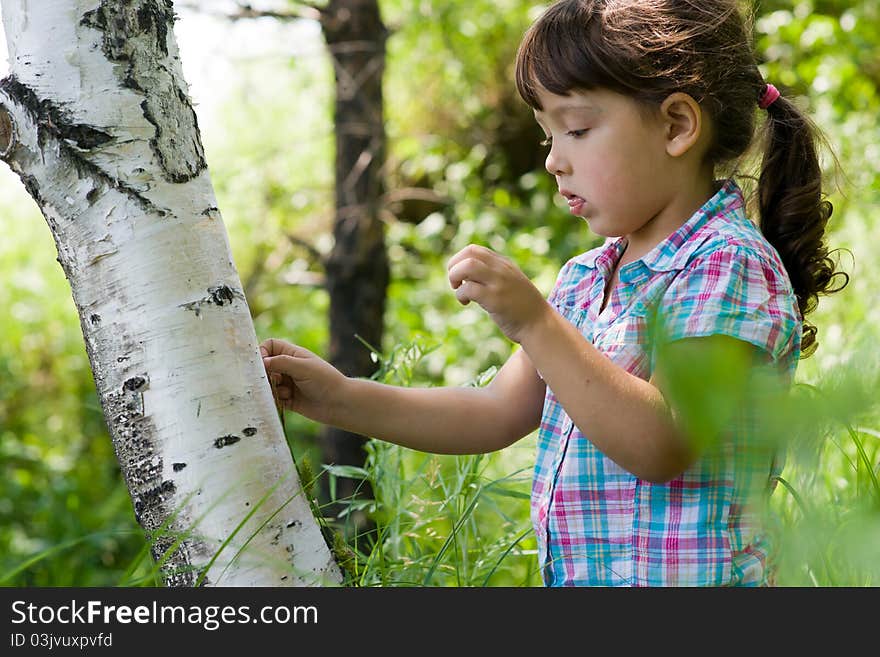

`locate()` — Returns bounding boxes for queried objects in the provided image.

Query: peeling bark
[0,0,341,587]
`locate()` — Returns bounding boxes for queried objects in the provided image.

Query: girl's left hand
[447,244,549,343]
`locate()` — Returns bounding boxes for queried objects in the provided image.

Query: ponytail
[756,91,848,358]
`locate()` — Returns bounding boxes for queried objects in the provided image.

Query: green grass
[318,338,541,587]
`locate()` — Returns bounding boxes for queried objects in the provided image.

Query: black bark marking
[133,479,176,524]
[180,285,244,316]
[102,379,198,587]
[123,375,147,392]
[59,139,166,215]
[214,434,241,449]
[85,327,200,587]
[62,124,113,150]
[0,76,112,150]
[0,77,166,215]
[0,106,14,155]
[270,523,283,546]
[242,427,257,437]
[89,314,101,325]
[209,285,235,306]
[19,173,43,206]
[172,462,187,472]
[81,1,207,183]
[150,535,198,587]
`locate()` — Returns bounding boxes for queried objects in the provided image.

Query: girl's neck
[622,174,717,263]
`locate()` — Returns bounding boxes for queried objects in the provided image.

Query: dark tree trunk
[319,0,389,541]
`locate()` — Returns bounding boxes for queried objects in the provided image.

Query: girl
[261,0,846,586]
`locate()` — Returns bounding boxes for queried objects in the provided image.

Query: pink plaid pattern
[532,180,801,586]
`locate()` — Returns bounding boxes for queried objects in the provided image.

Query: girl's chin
[573,207,592,223]
[583,217,622,238]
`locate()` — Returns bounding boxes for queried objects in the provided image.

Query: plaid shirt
[533,180,801,586]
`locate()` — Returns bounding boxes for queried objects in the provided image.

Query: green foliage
[748,1,880,584]
[0,185,148,586]
[766,362,880,585]
[1,0,878,586]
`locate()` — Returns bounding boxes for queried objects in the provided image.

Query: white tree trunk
[0,0,341,586]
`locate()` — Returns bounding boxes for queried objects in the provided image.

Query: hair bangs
[515,2,621,110]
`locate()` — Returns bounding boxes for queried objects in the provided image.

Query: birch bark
[0,0,341,586]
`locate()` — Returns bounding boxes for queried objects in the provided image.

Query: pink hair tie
[759,83,781,110]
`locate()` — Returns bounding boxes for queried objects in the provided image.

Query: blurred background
[0,0,877,586]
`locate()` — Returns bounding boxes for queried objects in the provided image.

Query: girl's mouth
[564,194,585,214]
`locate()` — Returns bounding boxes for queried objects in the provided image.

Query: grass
[320,338,540,587]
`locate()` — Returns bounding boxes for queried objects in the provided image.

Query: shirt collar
[638,179,744,272]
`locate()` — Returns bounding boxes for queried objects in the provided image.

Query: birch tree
[227,0,390,534]
[0,0,341,586]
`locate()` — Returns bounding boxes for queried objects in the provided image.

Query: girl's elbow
[635,444,697,484]
[487,399,540,452]
[487,423,531,453]
[640,465,686,485]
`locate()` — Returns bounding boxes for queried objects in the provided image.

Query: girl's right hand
[259,338,347,425]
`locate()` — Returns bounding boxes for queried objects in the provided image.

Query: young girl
[261,0,846,586]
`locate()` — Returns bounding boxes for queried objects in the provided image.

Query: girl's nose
[544,143,569,176]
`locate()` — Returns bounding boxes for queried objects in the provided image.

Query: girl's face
[533,86,679,244]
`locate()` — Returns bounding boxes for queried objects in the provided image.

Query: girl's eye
[540,129,588,147]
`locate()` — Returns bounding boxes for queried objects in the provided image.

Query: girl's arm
[520,305,683,481]
[262,341,545,455]
[519,311,756,482]
[340,348,544,453]
[447,244,757,483]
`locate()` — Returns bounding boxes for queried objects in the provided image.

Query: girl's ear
[660,92,704,158]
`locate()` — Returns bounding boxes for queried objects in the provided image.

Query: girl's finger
[447,244,495,273]
[260,338,293,358]
[454,279,486,306]
[448,257,491,290]
[263,354,303,379]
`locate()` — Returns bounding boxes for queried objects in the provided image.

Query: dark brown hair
[515,0,848,357]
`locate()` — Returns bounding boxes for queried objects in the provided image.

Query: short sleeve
[658,245,801,363]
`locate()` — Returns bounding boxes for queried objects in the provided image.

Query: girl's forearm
[518,303,689,482]
[332,378,524,455]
